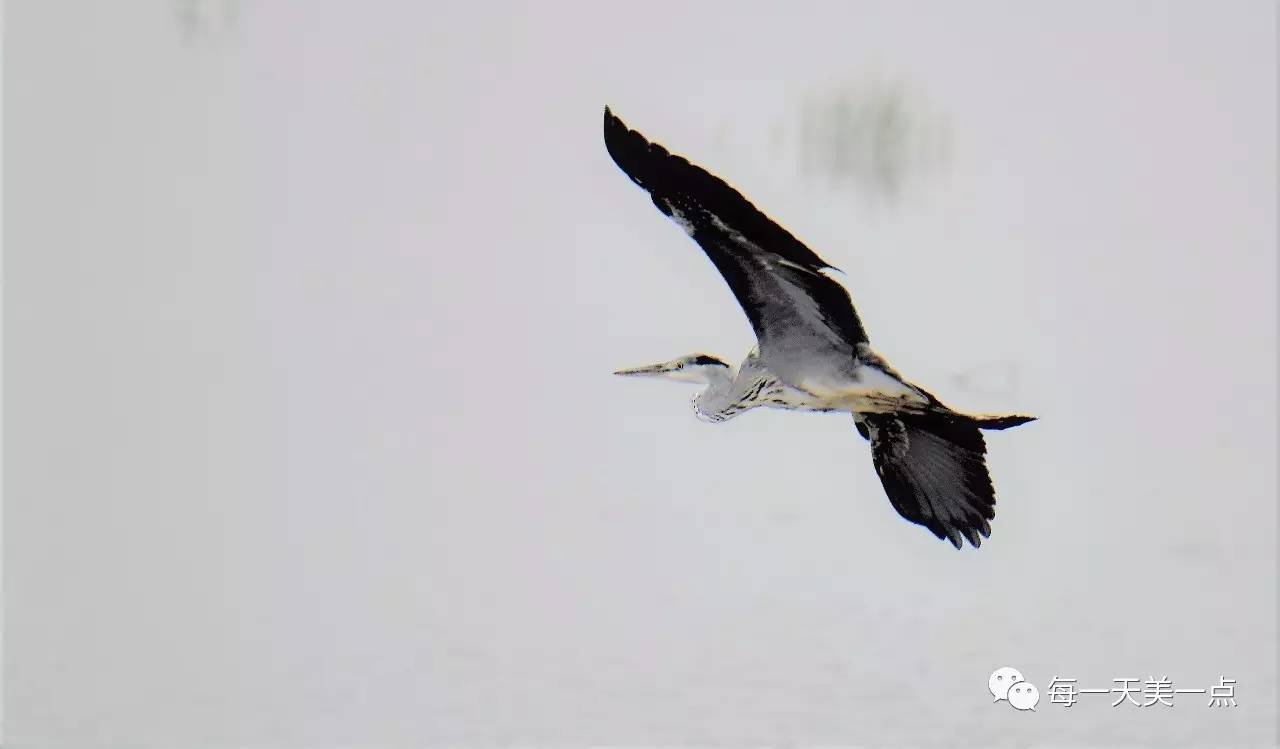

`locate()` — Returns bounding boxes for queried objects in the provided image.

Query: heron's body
[687,345,926,423]
[603,107,1035,549]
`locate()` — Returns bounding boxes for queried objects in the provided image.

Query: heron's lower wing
[603,108,869,373]
[857,413,997,549]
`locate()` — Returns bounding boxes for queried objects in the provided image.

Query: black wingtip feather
[601,107,872,348]
[601,107,831,268]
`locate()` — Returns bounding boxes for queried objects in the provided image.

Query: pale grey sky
[5,2,1276,746]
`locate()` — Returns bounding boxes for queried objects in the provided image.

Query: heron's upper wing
[857,413,997,549]
[603,108,870,367]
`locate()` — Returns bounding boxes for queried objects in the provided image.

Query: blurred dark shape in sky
[174,0,239,44]
[790,80,949,203]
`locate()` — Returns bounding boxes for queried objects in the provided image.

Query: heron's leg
[854,415,871,441]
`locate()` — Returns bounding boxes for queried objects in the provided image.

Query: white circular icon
[1009,682,1040,711]
[989,666,1025,701]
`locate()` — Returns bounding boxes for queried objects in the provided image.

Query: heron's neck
[692,366,744,422]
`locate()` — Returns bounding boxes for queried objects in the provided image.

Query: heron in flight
[603,107,1034,549]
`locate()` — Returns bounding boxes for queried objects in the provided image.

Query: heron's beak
[613,362,673,377]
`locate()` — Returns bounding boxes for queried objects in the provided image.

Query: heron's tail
[968,413,1037,431]
[912,385,1035,431]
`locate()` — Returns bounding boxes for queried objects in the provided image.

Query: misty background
[5,2,1276,747]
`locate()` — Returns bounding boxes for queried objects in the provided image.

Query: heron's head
[613,353,731,384]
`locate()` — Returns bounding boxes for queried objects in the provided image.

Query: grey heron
[603,107,1035,549]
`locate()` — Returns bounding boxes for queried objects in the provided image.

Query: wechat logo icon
[990,666,1039,711]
